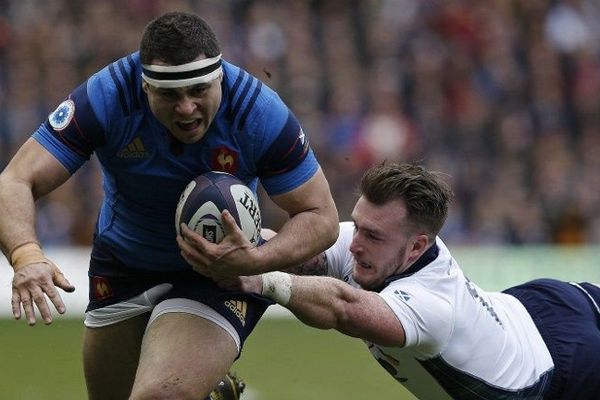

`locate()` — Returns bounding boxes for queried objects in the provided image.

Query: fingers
[32,289,53,324]
[49,266,74,316]
[177,231,209,264]
[10,263,73,325]
[179,223,207,245]
[19,289,38,325]
[12,272,39,324]
[177,238,214,278]
[45,284,67,315]
[11,290,22,320]
[178,220,252,279]
[53,270,76,293]
[179,224,209,255]
[221,210,239,235]
[14,285,54,325]
[178,224,213,265]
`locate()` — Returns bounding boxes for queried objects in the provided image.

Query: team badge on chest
[212,146,239,174]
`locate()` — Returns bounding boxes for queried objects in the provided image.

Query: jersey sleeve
[32,54,142,174]
[378,282,453,355]
[32,80,106,174]
[325,222,355,280]
[255,103,318,195]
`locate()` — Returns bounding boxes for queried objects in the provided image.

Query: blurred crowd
[2,0,600,246]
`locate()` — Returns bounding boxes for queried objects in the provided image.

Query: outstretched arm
[251,272,406,347]
[0,138,75,325]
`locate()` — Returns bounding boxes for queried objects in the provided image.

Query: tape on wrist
[261,272,292,306]
[9,242,48,272]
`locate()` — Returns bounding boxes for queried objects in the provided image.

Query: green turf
[235,317,413,400]
[0,319,86,399]
[3,247,599,399]
[0,317,412,400]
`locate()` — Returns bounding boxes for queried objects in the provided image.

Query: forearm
[263,272,356,332]
[1,139,75,324]
[253,208,338,274]
[0,138,70,258]
[0,178,51,281]
[291,276,355,331]
[259,228,330,276]
[283,252,329,276]
[0,176,38,258]
[261,272,405,346]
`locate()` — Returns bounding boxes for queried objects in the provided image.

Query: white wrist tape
[261,272,292,306]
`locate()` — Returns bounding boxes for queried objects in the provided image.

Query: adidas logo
[224,300,247,326]
[117,137,149,158]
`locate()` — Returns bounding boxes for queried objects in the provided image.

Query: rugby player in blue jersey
[0,11,338,400]
[237,163,600,400]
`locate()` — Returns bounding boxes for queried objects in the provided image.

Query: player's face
[349,197,420,291]
[143,57,223,144]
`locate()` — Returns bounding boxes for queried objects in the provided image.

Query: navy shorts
[86,239,273,348]
[504,279,600,400]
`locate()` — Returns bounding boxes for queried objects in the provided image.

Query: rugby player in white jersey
[228,163,600,400]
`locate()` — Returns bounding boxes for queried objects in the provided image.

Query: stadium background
[1,0,600,399]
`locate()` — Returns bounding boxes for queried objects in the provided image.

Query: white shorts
[84,283,241,351]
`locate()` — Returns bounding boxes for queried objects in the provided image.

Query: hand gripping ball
[175,171,261,244]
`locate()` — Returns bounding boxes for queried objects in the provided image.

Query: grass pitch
[4,245,596,399]
[0,317,411,400]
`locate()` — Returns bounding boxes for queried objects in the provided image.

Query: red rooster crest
[212,146,239,173]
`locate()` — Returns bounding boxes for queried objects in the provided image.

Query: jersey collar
[376,242,440,292]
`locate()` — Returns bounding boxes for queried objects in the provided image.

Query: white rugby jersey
[325,222,554,399]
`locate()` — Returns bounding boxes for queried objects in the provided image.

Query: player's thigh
[83,312,151,400]
[130,311,238,399]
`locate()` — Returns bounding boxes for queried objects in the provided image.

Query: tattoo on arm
[286,252,328,276]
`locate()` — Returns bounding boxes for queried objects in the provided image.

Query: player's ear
[408,233,429,261]
[142,81,150,93]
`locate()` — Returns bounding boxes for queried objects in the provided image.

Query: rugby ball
[175,171,261,245]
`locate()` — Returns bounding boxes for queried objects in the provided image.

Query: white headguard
[142,54,222,88]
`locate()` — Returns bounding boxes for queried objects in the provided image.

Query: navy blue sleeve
[42,82,106,159]
[256,110,310,177]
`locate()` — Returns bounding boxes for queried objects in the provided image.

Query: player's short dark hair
[139,11,221,65]
[359,163,454,239]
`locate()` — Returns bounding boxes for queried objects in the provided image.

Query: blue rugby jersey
[33,52,318,271]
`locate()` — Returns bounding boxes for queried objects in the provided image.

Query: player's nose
[349,236,362,255]
[174,96,198,115]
